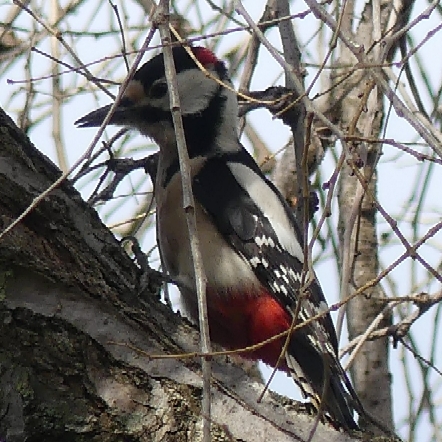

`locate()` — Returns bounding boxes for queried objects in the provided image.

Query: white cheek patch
[175,69,219,115]
[228,162,304,262]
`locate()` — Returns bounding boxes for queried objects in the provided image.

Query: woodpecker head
[76,46,239,158]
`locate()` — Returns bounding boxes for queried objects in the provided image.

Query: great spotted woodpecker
[76,45,362,429]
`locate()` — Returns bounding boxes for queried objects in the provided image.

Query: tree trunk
[0,108,392,441]
[331,0,410,432]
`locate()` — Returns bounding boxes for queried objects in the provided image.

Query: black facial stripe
[161,87,226,187]
[180,88,226,155]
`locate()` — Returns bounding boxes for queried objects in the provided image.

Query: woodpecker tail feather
[327,368,359,430]
[286,350,359,430]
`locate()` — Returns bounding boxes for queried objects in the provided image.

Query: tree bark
[0,107,396,441]
[331,0,412,432]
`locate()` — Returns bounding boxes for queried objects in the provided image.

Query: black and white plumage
[76,45,362,429]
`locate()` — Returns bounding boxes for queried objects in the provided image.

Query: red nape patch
[192,47,219,66]
[208,289,292,369]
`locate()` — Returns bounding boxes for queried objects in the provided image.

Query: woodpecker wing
[193,151,338,349]
[192,150,359,428]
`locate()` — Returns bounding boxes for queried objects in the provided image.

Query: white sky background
[1,0,442,440]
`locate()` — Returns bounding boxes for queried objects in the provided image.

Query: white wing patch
[279,265,290,284]
[255,235,276,248]
[261,258,269,268]
[227,162,304,262]
[249,256,261,268]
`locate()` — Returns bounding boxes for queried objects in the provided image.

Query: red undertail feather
[207,287,291,368]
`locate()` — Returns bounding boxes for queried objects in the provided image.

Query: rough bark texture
[0,108,396,441]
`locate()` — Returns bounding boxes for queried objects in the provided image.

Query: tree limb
[0,107,387,441]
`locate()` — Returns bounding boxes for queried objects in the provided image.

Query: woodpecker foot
[122,236,164,299]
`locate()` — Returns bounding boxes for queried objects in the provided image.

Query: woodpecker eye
[149,82,168,99]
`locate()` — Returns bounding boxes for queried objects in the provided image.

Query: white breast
[155,158,261,296]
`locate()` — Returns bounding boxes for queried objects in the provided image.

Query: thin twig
[0,26,157,241]
[154,3,212,441]
[50,0,68,172]
[304,0,442,158]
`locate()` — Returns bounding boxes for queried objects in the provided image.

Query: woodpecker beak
[75,104,113,128]
[75,97,140,128]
